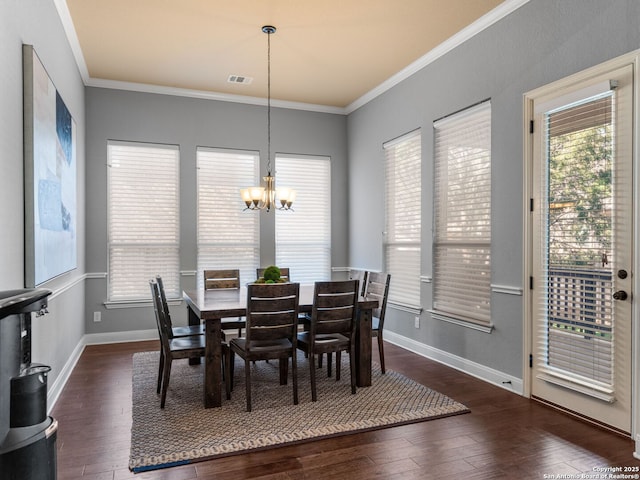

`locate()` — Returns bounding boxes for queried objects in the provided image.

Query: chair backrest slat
[250,297,297,315]
[315,293,356,309]
[204,269,240,290]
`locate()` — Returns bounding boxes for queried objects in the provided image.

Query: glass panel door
[530,65,633,433]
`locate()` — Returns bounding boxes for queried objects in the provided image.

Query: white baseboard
[384,330,524,395]
[83,329,157,346]
[634,435,640,460]
[47,329,157,412]
[46,340,85,412]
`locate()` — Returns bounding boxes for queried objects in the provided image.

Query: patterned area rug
[129,350,469,472]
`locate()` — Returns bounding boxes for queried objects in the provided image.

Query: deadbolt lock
[613,290,628,301]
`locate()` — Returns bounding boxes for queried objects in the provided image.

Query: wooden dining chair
[229,282,300,412]
[304,271,365,373]
[364,271,391,374]
[203,269,245,336]
[296,280,359,401]
[204,269,241,290]
[156,275,204,338]
[150,280,231,408]
[349,269,368,296]
[256,267,290,282]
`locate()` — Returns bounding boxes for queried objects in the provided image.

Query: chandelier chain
[267,26,272,175]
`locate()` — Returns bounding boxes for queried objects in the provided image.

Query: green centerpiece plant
[255,265,287,283]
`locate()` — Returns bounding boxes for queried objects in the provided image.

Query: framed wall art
[23,44,77,287]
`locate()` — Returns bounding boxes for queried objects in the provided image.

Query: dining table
[183,283,379,408]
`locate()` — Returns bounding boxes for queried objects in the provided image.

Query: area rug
[129,350,469,472]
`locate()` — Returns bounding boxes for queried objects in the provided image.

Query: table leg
[187,306,201,365]
[355,307,372,386]
[204,317,222,408]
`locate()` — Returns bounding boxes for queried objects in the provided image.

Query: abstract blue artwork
[23,45,77,287]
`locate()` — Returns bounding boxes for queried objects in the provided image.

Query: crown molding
[54,0,89,79]
[85,77,347,115]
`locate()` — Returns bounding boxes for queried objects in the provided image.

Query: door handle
[613,290,628,301]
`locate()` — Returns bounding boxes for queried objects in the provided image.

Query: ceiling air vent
[227,75,253,85]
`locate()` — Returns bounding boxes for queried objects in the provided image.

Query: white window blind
[107,141,180,302]
[197,148,260,287]
[275,154,331,284]
[433,101,491,325]
[383,130,421,308]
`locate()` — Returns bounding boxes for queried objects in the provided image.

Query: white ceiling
[59,0,522,113]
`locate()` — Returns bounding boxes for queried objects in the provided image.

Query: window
[275,154,331,284]
[383,130,421,308]
[433,101,491,326]
[197,147,260,286]
[107,141,180,302]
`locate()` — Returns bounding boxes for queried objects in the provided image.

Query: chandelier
[240,25,295,212]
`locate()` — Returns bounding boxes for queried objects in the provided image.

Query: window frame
[275,153,332,284]
[383,129,422,312]
[106,141,180,304]
[196,147,261,287]
[431,100,492,330]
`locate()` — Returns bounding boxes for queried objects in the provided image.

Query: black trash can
[10,364,51,428]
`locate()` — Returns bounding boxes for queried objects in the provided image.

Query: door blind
[433,101,491,325]
[107,141,180,301]
[539,92,615,386]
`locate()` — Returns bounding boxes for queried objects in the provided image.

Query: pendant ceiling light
[240,25,295,212]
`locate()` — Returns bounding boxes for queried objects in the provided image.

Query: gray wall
[0,1,86,389]
[347,0,640,378]
[84,88,348,333]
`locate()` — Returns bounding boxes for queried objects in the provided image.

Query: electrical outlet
[414,316,420,329]
[93,311,101,322]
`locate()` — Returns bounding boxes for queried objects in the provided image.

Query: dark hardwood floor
[52,340,640,479]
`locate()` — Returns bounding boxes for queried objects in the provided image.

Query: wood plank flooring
[52,340,640,479]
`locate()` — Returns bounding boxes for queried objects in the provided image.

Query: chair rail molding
[490,284,523,296]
